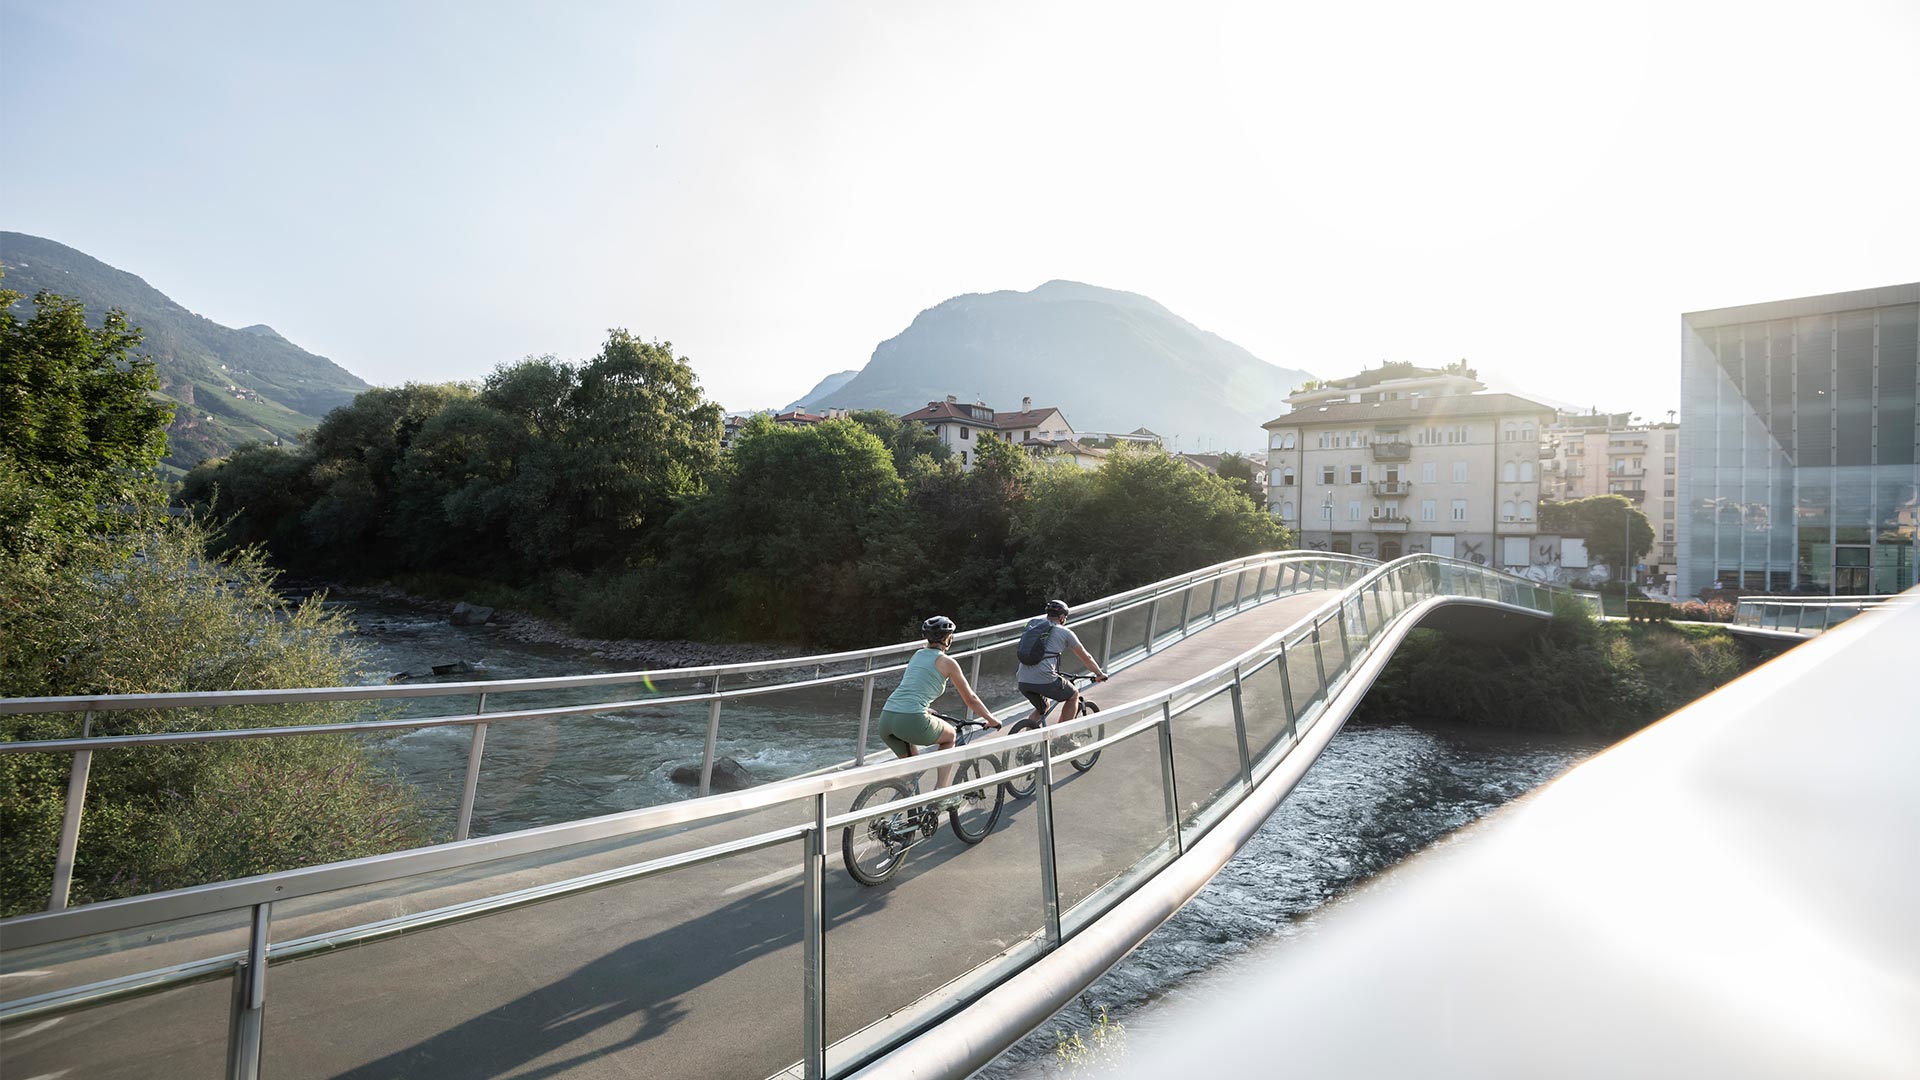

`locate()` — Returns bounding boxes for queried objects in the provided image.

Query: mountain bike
[842,715,1006,886]
[1002,672,1103,800]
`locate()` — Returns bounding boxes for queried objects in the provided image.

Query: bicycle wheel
[843,778,916,886]
[949,757,1005,843]
[1000,716,1044,799]
[1070,699,1103,773]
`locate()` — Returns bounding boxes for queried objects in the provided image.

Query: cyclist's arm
[1071,643,1109,680]
[934,653,1001,727]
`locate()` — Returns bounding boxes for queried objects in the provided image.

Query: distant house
[900,395,1073,470]
[1178,453,1268,488]
[1080,427,1164,448]
[1026,434,1109,471]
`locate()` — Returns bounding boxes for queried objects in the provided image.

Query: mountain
[0,232,369,471]
[783,369,859,412]
[794,280,1312,451]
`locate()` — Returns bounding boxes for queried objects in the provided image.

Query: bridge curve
[1,554,1573,1080]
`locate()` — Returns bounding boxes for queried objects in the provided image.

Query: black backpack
[1016,617,1054,666]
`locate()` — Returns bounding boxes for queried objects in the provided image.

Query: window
[1023,429,1032,441]
[1522,461,1535,482]
[1421,462,1436,483]
[1348,465,1364,484]
[1503,422,1518,442]
[1320,465,1336,485]
[1452,461,1468,483]
[1520,500,1534,521]
[1282,466,1296,486]
[1421,499,1437,521]
[1521,424,1535,442]
[1451,499,1467,521]
[1430,535,1456,558]
[1664,456,1675,474]
[1502,462,1518,482]
[1663,480,1674,497]
[1663,523,1674,542]
[1502,536,1530,567]
[1502,500,1517,520]
[959,426,971,440]
[1281,500,1295,520]
[1282,433,1296,449]
[1348,500,1362,521]
[1318,433,1330,449]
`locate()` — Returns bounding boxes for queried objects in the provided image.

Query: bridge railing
[1732,593,1904,633]
[0,551,1377,914]
[0,553,1563,1080]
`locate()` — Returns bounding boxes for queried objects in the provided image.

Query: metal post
[49,711,93,912]
[698,676,723,797]
[454,694,488,842]
[855,657,877,765]
[1229,671,1253,787]
[1794,605,1805,633]
[1035,751,1063,948]
[1274,648,1298,743]
[1144,599,1160,654]
[1101,614,1116,668]
[1372,583,1387,628]
[226,901,271,1080]
[1312,622,1330,693]
[1206,577,1222,623]
[1335,610,1353,669]
[969,646,982,689]
[802,794,826,1080]
[1178,585,1194,636]
[1156,705,1183,853]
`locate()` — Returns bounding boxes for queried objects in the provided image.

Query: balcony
[1497,516,1538,534]
[1611,466,1647,478]
[1610,488,1648,503]
[1369,515,1409,531]
[1370,480,1411,497]
[1371,441,1412,462]
[1538,445,1556,459]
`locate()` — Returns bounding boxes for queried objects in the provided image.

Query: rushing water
[981,720,1596,1078]
[339,597,1597,1075]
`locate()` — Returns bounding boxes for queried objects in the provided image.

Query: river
[336,597,1597,1076]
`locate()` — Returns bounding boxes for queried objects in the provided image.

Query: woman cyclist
[877,616,1001,809]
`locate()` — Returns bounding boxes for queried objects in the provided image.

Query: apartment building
[1264,364,1554,567]
[900,395,1073,470]
[1543,412,1680,582]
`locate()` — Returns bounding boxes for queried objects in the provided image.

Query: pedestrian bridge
[0,553,1823,1079]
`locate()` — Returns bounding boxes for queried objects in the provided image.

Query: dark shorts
[1019,676,1076,715]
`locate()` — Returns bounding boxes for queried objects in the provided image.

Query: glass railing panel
[263,841,805,1080]
[1167,687,1245,842]
[1213,572,1242,618]
[1313,620,1348,687]
[3,968,235,1079]
[1177,581,1214,633]
[1107,602,1152,666]
[718,676,872,781]
[0,908,250,1000]
[952,639,1026,717]
[1236,566,1263,609]
[824,761,1047,1072]
[1053,720,1179,937]
[1148,592,1184,647]
[1237,654,1293,767]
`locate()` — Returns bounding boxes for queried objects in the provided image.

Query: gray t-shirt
[1015,622,1083,685]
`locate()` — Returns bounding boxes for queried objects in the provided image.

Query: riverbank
[307,581,807,670]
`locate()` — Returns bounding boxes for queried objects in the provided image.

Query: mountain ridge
[796,280,1311,451]
[0,231,369,470]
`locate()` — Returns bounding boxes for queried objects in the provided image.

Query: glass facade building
[1679,284,1919,597]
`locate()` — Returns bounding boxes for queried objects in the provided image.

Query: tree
[1215,453,1264,507]
[1539,495,1653,578]
[1014,444,1291,602]
[1,287,172,551]
[847,409,951,474]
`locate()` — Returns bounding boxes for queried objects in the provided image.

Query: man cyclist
[877,615,1001,810]
[1016,599,1108,730]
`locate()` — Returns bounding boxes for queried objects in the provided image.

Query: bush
[0,504,431,916]
[1672,599,1736,623]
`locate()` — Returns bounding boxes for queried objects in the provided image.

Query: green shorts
[878,708,947,757]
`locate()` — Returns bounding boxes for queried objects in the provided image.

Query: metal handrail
[1,552,1563,1080]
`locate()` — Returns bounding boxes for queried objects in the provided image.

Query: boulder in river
[450,602,495,626]
[669,756,755,792]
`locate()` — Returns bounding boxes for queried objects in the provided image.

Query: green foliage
[1050,1005,1127,1075]
[0,506,429,916]
[847,408,951,473]
[1,286,173,552]
[1356,598,1754,738]
[1015,444,1291,602]
[1215,452,1264,506]
[1538,495,1654,576]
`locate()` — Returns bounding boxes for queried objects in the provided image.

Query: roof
[772,409,826,424]
[1027,435,1106,458]
[900,401,1068,432]
[1263,392,1556,429]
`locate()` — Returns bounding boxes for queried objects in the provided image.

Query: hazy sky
[4,0,1916,422]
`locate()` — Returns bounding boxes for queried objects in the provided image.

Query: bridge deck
[8,590,1343,1080]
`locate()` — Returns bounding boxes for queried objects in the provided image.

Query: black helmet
[1045,599,1070,618]
[921,615,957,638]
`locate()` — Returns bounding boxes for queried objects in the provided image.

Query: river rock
[668,756,755,792]
[450,602,495,626]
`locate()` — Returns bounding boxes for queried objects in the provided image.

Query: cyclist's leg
[1019,686,1050,727]
[930,719,957,792]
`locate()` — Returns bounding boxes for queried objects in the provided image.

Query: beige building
[900,395,1073,471]
[1264,364,1554,567]
[1543,412,1679,583]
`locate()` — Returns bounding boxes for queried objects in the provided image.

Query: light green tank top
[883,648,950,714]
